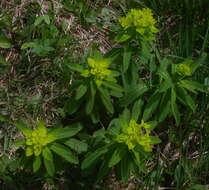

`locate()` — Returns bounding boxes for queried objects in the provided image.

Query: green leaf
[109,90,123,98]
[102,81,123,92]
[21,42,37,50]
[120,108,130,126]
[81,146,109,170]
[90,112,100,124]
[174,164,183,187]
[64,138,88,153]
[143,93,161,121]
[93,128,106,138]
[97,155,111,180]
[34,16,44,26]
[50,143,78,164]
[120,83,148,106]
[49,123,82,140]
[140,41,151,64]
[114,33,131,43]
[109,70,121,77]
[42,147,53,161]
[65,98,81,115]
[33,156,42,172]
[43,15,50,25]
[130,61,139,85]
[158,90,170,122]
[157,70,173,86]
[147,121,158,130]
[107,119,121,137]
[98,87,114,114]
[131,99,144,121]
[85,81,96,114]
[0,36,12,48]
[12,140,26,146]
[105,48,122,61]
[119,154,132,182]
[75,84,88,100]
[171,88,180,125]
[44,157,55,177]
[123,46,132,72]
[179,80,208,93]
[108,145,126,167]
[66,63,84,73]
[159,58,171,72]
[176,86,196,111]
[149,136,161,144]
[14,121,32,137]
[132,149,141,166]
[149,55,157,72]
[158,80,173,93]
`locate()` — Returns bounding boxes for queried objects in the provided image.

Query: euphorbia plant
[81,100,161,181]
[143,57,208,125]
[13,121,87,176]
[66,51,123,122]
[103,8,159,109]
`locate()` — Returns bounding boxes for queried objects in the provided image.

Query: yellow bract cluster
[81,58,111,86]
[25,123,54,157]
[119,8,159,40]
[116,120,153,152]
[176,63,192,76]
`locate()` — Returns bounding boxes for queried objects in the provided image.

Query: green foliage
[13,121,86,176]
[0,35,12,49]
[82,105,161,182]
[143,57,207,125]
[66,51,123,120]
[0,1,209,189]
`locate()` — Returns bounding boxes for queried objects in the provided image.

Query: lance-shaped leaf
[157,90,170,122]
[44,156,55,176]
[14,121,32,137]
[66,63,84,73]
[64,138,88,153]
[131,99,144,121]
[98,87,114,114]
[48,123,83,140]
[179,80,208,93]
[75,84,88,100]
[176,86,196,112]
[81,146,109,170]
[86,81,96,114]
[171,88,180,125]
[42,147,53,161]
[108,145,127,167]
[120,83,148,106]
[123,45,132,72]
[50,143,78,164]
[143,92,161,121]
[33,156,42,173]
[103,81,123,93]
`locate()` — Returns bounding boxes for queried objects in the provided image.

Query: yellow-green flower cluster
[25,123,53,157]
[119,8,159,40]
[81,58,112,86]
[116,120,153,151]
[176,63,192,76]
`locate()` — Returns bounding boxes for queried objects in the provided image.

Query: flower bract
[119,8,159,40]
[116,120,154,151]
